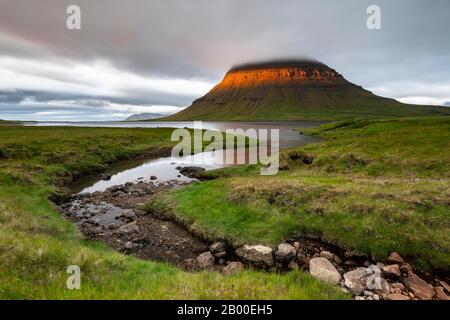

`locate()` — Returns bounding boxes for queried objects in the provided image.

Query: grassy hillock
[150,117,450,271]
[0,125,346,299]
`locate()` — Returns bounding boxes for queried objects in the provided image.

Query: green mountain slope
[164,60,450,121]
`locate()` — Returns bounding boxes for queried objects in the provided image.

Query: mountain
[125,113,166,121]
[164,60,450,121]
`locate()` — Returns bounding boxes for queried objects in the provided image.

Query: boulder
[399,263,412,274]
[309,257,342,284]
[197,252,215,269]
[319,250,334,261]
[235,245,274,267]
[275,243,296,262]
[214,251,227,259]
[343,267,374,295]
[386,252,404,265]
[178,166,206,178]
[385,293,409,301]
[403,273,435,300]
[383,264,401,278]
[223,262,245,275]
[434,286,449,300]
[117,221,140,235]
[209,241,227,253]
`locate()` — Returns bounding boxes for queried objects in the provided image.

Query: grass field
[150,117,450,271]
[0,125,347,299]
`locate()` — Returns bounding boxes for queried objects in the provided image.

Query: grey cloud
[0,0,449,120]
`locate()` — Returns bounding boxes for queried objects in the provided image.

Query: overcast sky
[0,0,449,121]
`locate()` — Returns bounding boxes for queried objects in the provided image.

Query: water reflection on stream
[31,121,324,193]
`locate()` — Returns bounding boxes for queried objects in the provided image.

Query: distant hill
[164,59,450,121]
[125,113,166,121]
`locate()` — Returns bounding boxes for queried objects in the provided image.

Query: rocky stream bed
[60,168,450,301]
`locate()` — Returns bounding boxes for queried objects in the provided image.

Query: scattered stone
[374,278,391,296]
[391,283,405,292]
[150,176,157,180]
[275,243,296,262]
[355,296,365,301]
[403,273,435,300]
[296,252,310,267]
[343,268,373,295]
[309,257,342,284]
[385,293,409,301]
[100,174,111,181]
[383,264,401,278]
[209,241,227,253]
[400,263,412,274]
[214,251,227,259]
[223,262,244,275]
[386,252,404,265]
[117,221,140,235]
[197,252,215,269]
[363,290,373,296]
[319,250,334,261]
[333,255,343,265]
[178,166,206,178]
[439,280,450,292]
[434,286,449,300]
[235,245,274,267]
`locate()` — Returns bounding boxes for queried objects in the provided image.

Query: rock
[117,221,140,235]
[150,175,157,180]
[275,243,296,262]
[434,286,449,300]
[100,174,111,181]
[343,268,373,295]
[183,258,197,270]
[439,280,450,292]
[391,282,405,292]
[383,264,401,278]
[197,252,215,269]
[121,210,136,219]
[385,293,409,301]
[319,250,334,261]
[403,273,435,300]
[387,252,404,265]
[124,241,137,250]
[214,251,227,259]
[309,257,342,284]
[355,296,365,301]
[363,290,373,296]
[333,255,343,265]
[373,294,380,300]
[374,278,391,296]
[209,241,227,253]
[223,262,244,275]
[178,166,206,178]
[296,252,310,267]
[399,263,412,274]
[235,245,274,267]
[287,260,299,270]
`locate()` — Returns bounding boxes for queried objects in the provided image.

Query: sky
[0,0,449,121]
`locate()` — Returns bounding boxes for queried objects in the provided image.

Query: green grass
[0,125,347,299]
[151,117,450,271]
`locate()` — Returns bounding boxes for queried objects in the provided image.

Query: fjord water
[31,121,323,192]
